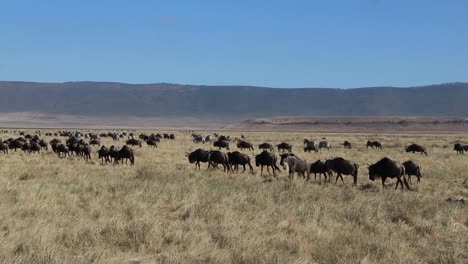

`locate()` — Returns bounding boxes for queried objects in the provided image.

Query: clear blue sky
[0,0,467,88]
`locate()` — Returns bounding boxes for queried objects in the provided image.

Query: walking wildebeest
[343,141,352,149]
[453,143,467,154]
[258,143,274,151]
[309,160,331,182]
[89,138,101,146]
[56,144,70,158]
[227,151,254,173]
[303,139,318,148]
[119,145,135,165]
[126,139,142,148]
[279,153,309,180]
[304,144,319,153]
[186,149,210,169]
[277,142,292,152]
[213,140,230,150]
[318,141,331,150]
[325,157,359,185]
[402,160,422,184]
[366,140,382,149]
[255,151,281,176]
[367,157,411,190]
[207,150,230,172]
[236,140,254,151]
[98,145,111,164]
[405,144,427,155]
[146,139,158,148]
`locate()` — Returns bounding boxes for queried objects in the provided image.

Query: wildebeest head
[367,164,378,181]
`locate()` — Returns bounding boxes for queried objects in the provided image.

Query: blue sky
[0,0,467,88]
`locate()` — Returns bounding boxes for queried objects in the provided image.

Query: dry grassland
[0,131,467,264]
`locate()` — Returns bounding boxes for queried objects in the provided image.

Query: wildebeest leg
[260,165,264,176]
[242,164,246,173]
[339,174,344,184]
[335,174,340,184]
[382,178,387,189]
[395,177,401,190]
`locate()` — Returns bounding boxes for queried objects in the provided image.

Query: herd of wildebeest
[1,129,468,190]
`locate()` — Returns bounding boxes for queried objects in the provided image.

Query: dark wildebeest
[0,141,8,154]
[186,149,210,169]
[366,140,382,149]
[255,151,281,176]
[402,160,422,184]
[119,145,135,165]
[368,157,411,190]
[89,138,101,146]
[325,157,359,185]
[227,151,254,173]
[236,140,254,151]
[56,144,70,158]
[304,144,319,153]
[258,143,274,151]
[109,145,121,164]
[21,143,32,154]
[277,142,292,153]
[38,139,48,150]
[309,160,331,182]
[9,139,24,152]
[213,140,230,150]
[279,153,309,180]
[218,135,230,142]
[343,141,352,149]
[126,139,142,148]
[318,141,331,150]
[29,142,41,154]
[304,139,318,148]
[98,145,111,164]
[405,144,427,155]
[146,139,158,148]
[207,150,230,172]
[453,143,465,154]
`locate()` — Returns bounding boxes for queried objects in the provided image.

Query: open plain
[0,130,467,264]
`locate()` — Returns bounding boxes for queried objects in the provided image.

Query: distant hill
[0,81,467,122]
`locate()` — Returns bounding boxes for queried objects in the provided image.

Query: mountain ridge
[0,81,467,119]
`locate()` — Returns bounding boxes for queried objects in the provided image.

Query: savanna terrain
[0,130,467,264]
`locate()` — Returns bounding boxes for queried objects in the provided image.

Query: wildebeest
[186,149,210,169]
[258,143,274,151]
[56,144,70,158]
[126,139,142,148]
[227,151,254,173]
[277,142,292,152]
[29,142,41,154]
[0,141,8,154]
[38,139,48,150]
[453,143,468,154]
[9,139,25,152]
[318,141,331,150]
[402,160,422,184]
[98,145,111,164]
[367,157,411,190]
[303,139,318,148]
[213,140,230,150]
[280,153,309,180]
[146,139,158,148]
[255,151,281,176]
[309,160,331,182]
[366,140,382,149]
[325,157,359,185]
[304,144,319,153]
[119,145,135,165]
[405,144,427,155]
[207,150,230,172]
[343,141,352,149]
[89,138,101,146]
[236,140,254,151]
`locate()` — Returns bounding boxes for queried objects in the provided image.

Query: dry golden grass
[0,131,467,264]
